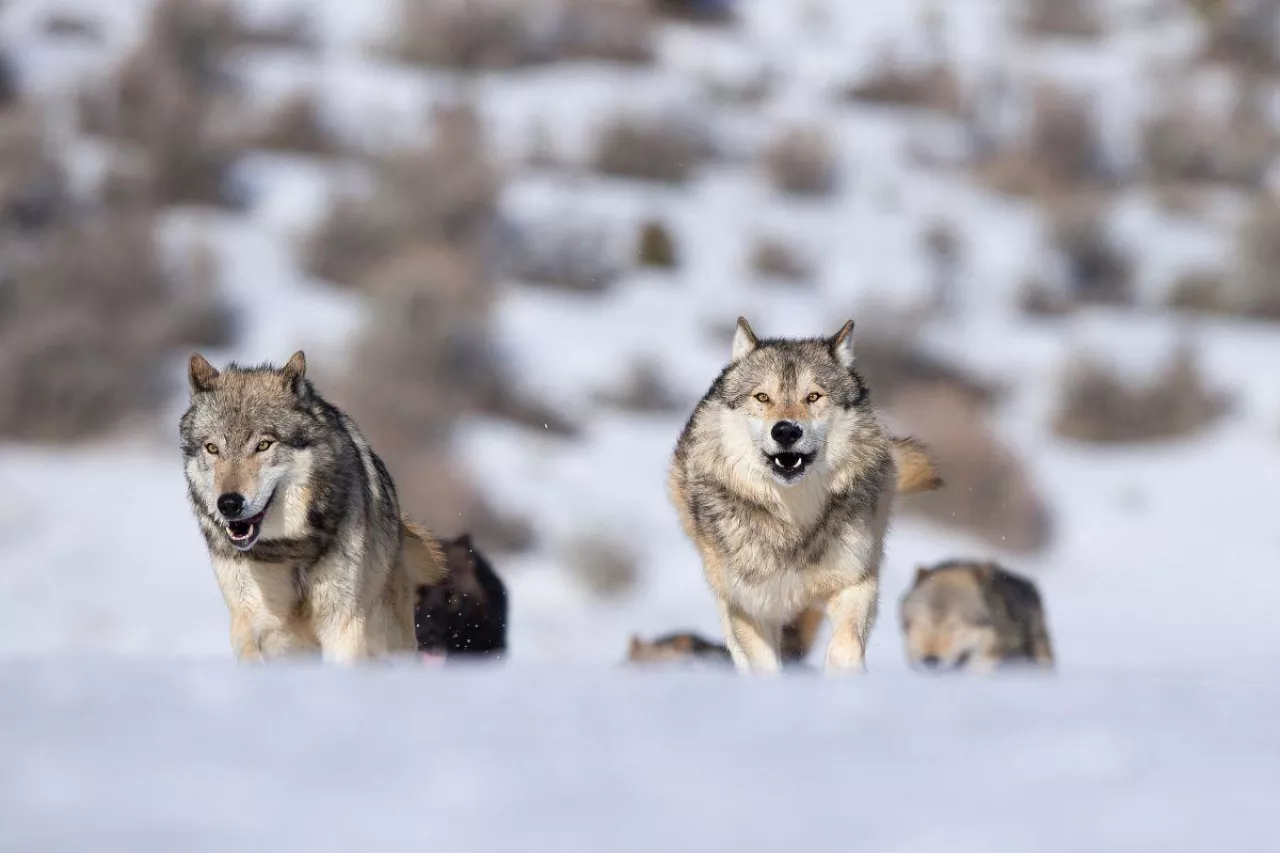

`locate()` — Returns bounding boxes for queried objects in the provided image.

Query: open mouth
[765,451,815,480]
[223,496,272,552]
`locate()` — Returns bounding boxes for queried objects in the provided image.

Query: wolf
[669,317,942,675]
[899,559,1055,672]
[625,622,818,670]
[181,350,447,663]
[415,533,508,661]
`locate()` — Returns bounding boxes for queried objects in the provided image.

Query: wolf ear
[830,319,856,370]
[627,635,644,658]
[188,353,219,394]
[281,350,308,398]
[914,565,930,585]
[453,532,473,552]
[731,316,759,362]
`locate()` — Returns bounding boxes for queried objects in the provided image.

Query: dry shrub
[749,234,813,283]
[1019,0,1104,39]
[845,57,963,115]
[562,533,640,600]
[0,107,67,233]
[386,0,653,70]
[637,219,678,268]
[1232,194,1280,319]
[593,360,684,413]
[1140,87,1279,189]
[591,112,709,184]
[253,93,338,155]
[0,213,233,442]
[305,103,500,287]
[78,0,247,207]
[653,0,736,24]
[42,12,104,41]
[1051,345,1228,443]
[854,319,1002,411]
[1200,0,1280,72]
[1046,195,1133,306]
[234,8,316,51]
[763,124,838,197]
[974,84,1103,198]
[893,387,1053,555]
[1166,268,1230,314]
[1018,276,1076,317]
[505,218,625,292]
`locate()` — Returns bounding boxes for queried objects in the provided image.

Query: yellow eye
[255,439,274,453]
[754,392,771,403]
[807,392,823,403]
[204,443,219,455]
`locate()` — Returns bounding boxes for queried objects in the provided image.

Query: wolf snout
[770,421,804,448]
[217,492,246,519]
[920,654,941,669]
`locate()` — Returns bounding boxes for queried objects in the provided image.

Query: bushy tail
[401,517,448,588]
[890,436,944,495]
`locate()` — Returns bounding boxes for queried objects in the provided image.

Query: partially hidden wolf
[625,620,817,670]
[669,317,943,675]
[416,533,508,661]
[181,351,447,662]
[900,560,1055,672]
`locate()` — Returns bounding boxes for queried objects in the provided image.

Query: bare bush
[1046,195,1133,306]
[1019,0,1104,39]
[845,57,963,115]
[763,124,838,197]
[1200,0,1280,72]
[636,218,678,268]
[591,113,709,184]
[385,0,653,70]
[0,107,67,233]
[749,234,813,283]
[305,104,500,287]
[0,213,233,442]
[505,218,625,292]
[1018,276,1076,317]
[854,317,1002,411]
[974,84,1103,198]
[593,360,684,413]
[1166,268,1230,314]
[253,93,338,155]
[893,387,1053,555]
[562,533,640,600]
[1233,194,1280,319]
[1051,345,1228,444]
[1140,86,1278,189]
[78,0,247,207]
[653,0,735,24]
[42,12,104,41]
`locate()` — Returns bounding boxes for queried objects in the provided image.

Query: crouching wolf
[900,560,1054,672]
[669,317,942,675]
[181,351,447,662]
[415,533,508,661]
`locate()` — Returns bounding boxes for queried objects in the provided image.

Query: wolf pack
[181,317,1054,673]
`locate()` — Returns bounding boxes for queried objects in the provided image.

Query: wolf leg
[318,615,371,663]
[823,578,879,673]
[718,601,781,674]
[229,609,262,662]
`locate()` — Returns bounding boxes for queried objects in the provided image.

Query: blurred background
[0,0,1277,670]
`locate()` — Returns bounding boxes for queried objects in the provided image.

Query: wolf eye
[754,392,771,403]
[807,392,823,403]
[204,443,219,455]
[255,439,274,453]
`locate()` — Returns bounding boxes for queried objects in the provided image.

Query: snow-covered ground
[1,0,1279,844]
[2,662,1278,852]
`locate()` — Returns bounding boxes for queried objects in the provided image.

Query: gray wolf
[900,559,1055,672]
[625,620,818,670]
[181,350,447,662]
[669,317,943,674]
[416,533,508,661]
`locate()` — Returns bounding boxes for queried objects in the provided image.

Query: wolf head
[626,632,732,666]
[899,562,1008,673]
[181,351,319,553]
[704,316,877,487]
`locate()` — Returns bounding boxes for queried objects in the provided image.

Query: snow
[1,662,1277,852]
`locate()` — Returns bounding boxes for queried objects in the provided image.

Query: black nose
[217,492,246,519]
[771,420,803,447]
[921,655,941,669]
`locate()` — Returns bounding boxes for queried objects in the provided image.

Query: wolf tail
[401,517,448,588]
[890,436,944,495]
